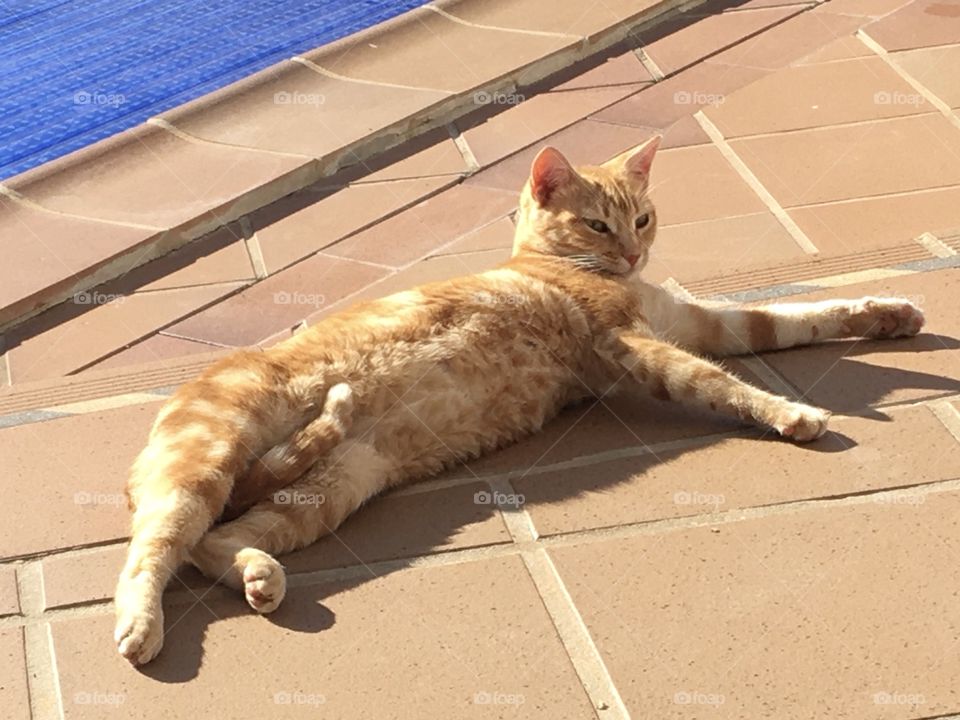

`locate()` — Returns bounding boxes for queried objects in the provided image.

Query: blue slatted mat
[0,0,429,180]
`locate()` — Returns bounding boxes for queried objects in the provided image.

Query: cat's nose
[625,254,640,267]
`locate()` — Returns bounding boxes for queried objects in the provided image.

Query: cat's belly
[348,343,578,483]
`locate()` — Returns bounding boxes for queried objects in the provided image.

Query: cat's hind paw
[115,606,164,665]
[774,403,830,443]
[240,550,286,614]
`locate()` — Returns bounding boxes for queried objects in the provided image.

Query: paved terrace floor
[2,0,960,718]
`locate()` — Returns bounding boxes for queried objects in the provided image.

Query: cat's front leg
[646,284,924,355]
[597,331,829,441]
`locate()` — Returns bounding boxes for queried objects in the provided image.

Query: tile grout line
[445,123,480,173]
[291,56,454,95]
[488,477,630,719]
[147,118,315,160]
[857,29,960,132]
[712,110,943,141]
[424,4,584,40]
[914,231,958,259]
[928,401,960,445]
[632,47,665,81]
[693,110,820,255]
[8,475,960,630]
[0,184,166,232]
[16,561,63,720]
[239,217,270,279]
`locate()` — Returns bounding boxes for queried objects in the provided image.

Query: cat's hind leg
[190,440,391,612]
[599,331,829,441]
[219,383,354,521]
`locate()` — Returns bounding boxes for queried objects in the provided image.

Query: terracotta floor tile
[814,0,914,18]
[117,224,255,293]
[431,216,516,255]
[42,545,128,611]
[465,118,657,193]
[0,402,160,559]
[162,60,449,158]
[460,53,652,166]
[649,144,768,226]
[310,249,511,321]
[307,8,575,93]
[354,132,469,182]
[167,254,387,347]
[729,113,960,207]
[0,629,29,720]
[438,0,662,38]
[518,405,960,535]
[789,185,960,256]
[644,212,807,285]
[281,481,512,574]
[6,284,245,383]
[0,565,18,616]
[53,556,595,718]
[6,124,307,229]
[891,44,960,108]
[0,196,154,327]
[705,56,934,138]
[710,9,866,70]
[795,34,876,64]
[253,176,456,274]
[324,184,518,267]
[550,491,960,718]
[592,60,769,133]
[640,6,799,76]
[763,269,960,412]
[463,395,752,478]
[864,0,960,51]
[81,334,225,374]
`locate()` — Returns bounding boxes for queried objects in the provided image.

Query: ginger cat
[115,136,924,664]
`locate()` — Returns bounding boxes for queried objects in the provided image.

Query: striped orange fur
[115,136,925,664]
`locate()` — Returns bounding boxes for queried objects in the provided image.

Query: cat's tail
[219,383,354,521]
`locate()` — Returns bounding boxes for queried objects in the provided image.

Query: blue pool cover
[0,0,429,181]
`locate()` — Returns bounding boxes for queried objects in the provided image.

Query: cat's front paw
[115,605,164,665]
[773,403,830,442]
[851,298,925,339]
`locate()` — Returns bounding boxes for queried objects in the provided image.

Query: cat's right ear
[530,146,574,206]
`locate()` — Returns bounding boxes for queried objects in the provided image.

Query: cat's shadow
[138,331,960,683]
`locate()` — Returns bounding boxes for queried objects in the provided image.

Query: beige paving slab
[891,43,960,109]
[437,0,663,38]
[0,196,155,327]
[0,402,160,559]
[549,489,960,718]
[459,52,653,167]
[431,215,516,255]
[762,269,960,412]
[5,123,308,229]
[53,555,596,719]
[517,405,960,536]
[729,113,960,207]
[81,333,228,374]
[161,59,451,158]
[305,7,576,93]
[705,55,934,137]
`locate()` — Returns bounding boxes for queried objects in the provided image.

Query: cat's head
[513,137,660,275]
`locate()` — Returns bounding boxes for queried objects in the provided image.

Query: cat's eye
[584,218,610,234]
[635,213,650,230]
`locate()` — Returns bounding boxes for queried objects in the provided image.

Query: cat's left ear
[606,134,661,181]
